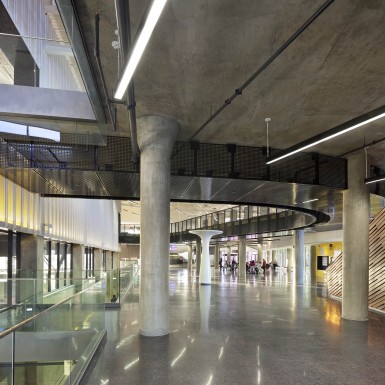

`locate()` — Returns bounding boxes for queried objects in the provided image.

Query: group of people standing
[218,257,279,274]
[219,258,238,271]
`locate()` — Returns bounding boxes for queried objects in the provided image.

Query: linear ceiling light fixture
[266,105,385,164]
[302,198,319,204]
[114,0,168,100]
[365,175,385,184]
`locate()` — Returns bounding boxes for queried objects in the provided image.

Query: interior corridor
[81,268,385,385]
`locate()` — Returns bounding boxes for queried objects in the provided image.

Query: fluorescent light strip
[365,176,385,185]
[266,112,385,165]
[302,198,319,203]
[114,0,168,99]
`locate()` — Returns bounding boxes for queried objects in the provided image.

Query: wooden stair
[325,207,385,312]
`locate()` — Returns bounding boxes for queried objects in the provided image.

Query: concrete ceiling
[75,0,385,168]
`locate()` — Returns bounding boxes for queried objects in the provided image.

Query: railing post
[11,330,15,385]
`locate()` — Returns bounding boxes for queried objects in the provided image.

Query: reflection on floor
[81,268,385,385]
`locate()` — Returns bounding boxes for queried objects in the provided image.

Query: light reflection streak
[100,379,109,385]
[225,336,229,343]
[257,369,261,384]
[124,357,139,370]
[206,374,213,385]
[131,320,138,325]
[116,334,136,349]
[171,347,186,367]
[218,346,224,359]
[257,345,260,366]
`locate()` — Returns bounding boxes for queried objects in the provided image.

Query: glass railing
[0,263,139,312]
[104,263,140,305]
[0,281,105,385]
[169,204,318,242]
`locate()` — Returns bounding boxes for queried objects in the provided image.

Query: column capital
[137,115,180,154]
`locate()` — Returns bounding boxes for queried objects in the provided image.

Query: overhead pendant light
[266,106,385,164]
[114,0,168,100]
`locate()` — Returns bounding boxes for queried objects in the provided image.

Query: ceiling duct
[114,0,139,165]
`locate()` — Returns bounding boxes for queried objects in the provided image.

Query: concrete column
[342,150,369,321]
[94,248,102,281]
[287,247,293,272]
[190,230,222,284]
[294,230,305,285]
[266,249,272,263]
[73,244,85,291]
[105,250,112,271]
[214,244,220,269]
[199,286,211,334]
[238,236,246,278]
[137,115,179,336]
[257,245,263,262]
[227,245,232,264]
[187,244,193,271]
[310,245,317,284]
[19,234,44,302]
[196,239,202,274]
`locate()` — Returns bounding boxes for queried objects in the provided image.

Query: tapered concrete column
[214,244,220,269]
[238,236,246,278]
[310,245,317,284]
[199,286,211,334]
[342,151,369,321]
[196,239,201,274]
[287,247,293,272]
[187,244,193,271]
[294,230,304,285]
[190,230,222,284]
[137,115,179,336]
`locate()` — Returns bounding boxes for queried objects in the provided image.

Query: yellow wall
[315,241,342,278]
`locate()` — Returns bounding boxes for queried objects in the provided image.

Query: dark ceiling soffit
[55,0,107,125]
[266,104,385,164]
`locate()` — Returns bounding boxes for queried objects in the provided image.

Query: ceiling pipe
[188,0,335,142]
[94,11,116,131]
[114,0,139,165]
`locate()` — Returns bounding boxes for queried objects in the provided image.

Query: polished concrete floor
[81,268,385,385]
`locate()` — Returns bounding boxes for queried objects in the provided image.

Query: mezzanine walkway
[81,268,385,385]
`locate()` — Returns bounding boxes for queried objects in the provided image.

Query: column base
[139,329,170,337]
